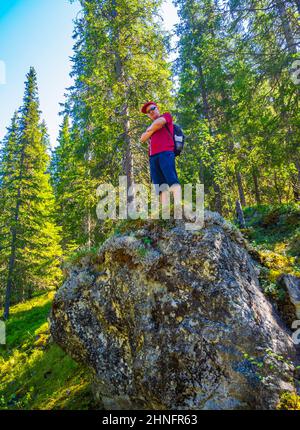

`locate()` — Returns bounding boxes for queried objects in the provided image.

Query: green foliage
[239,203,300,300]
[242,347,295,389]
[1,293,53,349]
[0,68,63,313]
[0,292,95,410]
[137,246,148,258]
[240,203,300,253]
[141,237,152,245]
[175,0,300,217]
[288,228,300,256]
[259,271,286,302]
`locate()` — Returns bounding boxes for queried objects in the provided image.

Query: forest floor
[0,292,96,409]
[0,203,300,410]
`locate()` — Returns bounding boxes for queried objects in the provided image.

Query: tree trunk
[252,168,261,205]
[292,158,300,201]
[85,206,92,251]
[122,105,134,211]
[235,199,246,228]
[275,0,298,55]
[236,170,246,207]
[4,183,22,320]
[273,170,282,204]
[291,178,300,201]
[112,5,134,216]
[84,119,93,250]
[3,135,27,320]
[4,229,17,320]
[213,182,222,215]
[295,158,300,184]
[198,158,205,184]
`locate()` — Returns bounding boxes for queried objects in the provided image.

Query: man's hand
[140,131,152,143]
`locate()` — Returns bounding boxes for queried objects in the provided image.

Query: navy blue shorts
[149,151,180,195]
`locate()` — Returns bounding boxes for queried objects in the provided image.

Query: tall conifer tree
[0,68,62,319]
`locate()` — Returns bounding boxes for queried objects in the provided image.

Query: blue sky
[0,0,179,149]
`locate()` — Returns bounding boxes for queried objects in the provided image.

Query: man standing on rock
[140,101,181,212]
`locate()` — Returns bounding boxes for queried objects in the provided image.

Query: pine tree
[0,67,62,319]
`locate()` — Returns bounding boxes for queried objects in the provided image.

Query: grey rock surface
[50,211,296,410]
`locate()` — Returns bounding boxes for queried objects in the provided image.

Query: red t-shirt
[148,112,174,156]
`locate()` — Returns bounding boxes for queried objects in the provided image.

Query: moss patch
[277,391,300,410]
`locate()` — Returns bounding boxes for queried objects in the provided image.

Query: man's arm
[140,117,167,143]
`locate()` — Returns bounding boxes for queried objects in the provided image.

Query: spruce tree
[0,67,62,319]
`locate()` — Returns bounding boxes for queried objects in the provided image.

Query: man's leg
[149,154,164,219]
[159,185,182,219]
[159,152,182,219]
[170,183,182,218]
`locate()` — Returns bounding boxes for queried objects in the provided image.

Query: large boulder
[50,211,297,410]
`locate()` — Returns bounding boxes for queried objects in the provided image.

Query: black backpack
[165,123,185,156]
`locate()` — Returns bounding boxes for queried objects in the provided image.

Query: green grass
[0,291,96,410]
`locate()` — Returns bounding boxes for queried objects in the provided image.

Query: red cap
[141,101,157,114]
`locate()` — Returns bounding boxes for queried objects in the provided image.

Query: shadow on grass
[0,291,96,410]
[0,340,96,410]
[1,301,53,353]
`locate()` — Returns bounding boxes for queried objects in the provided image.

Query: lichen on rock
[50,210,297,410]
